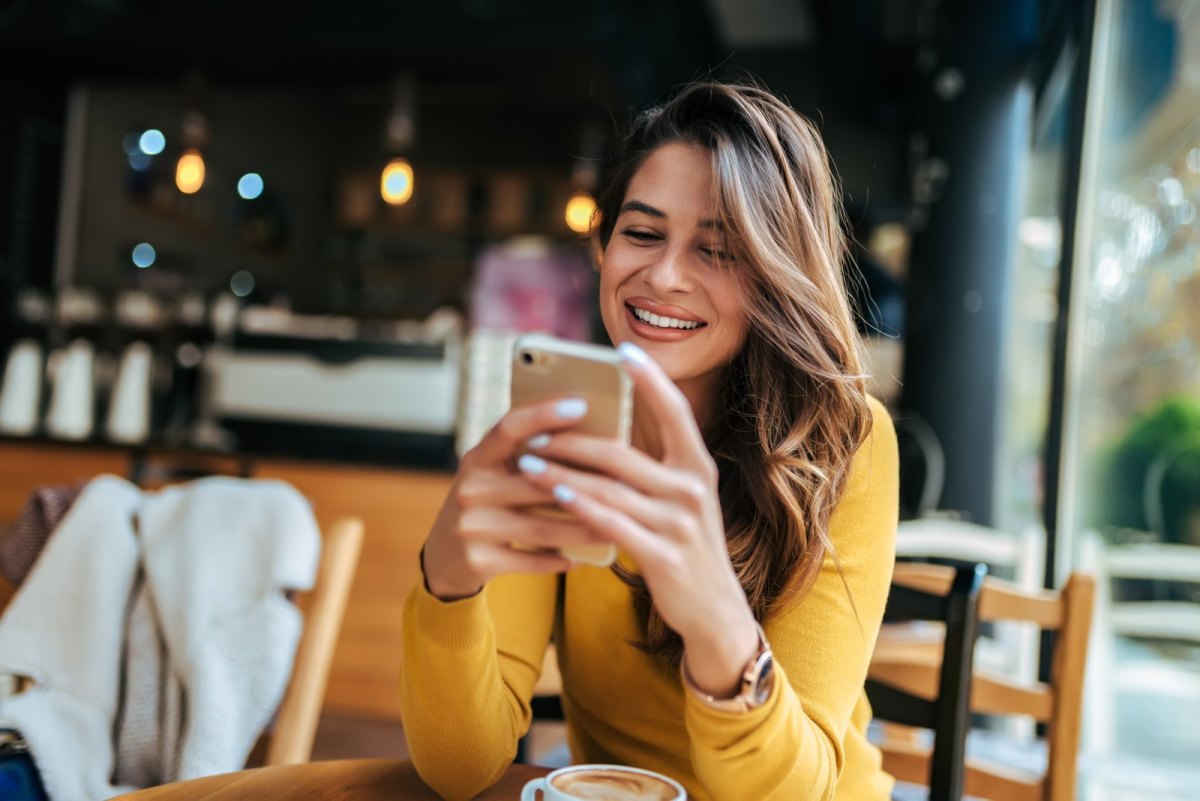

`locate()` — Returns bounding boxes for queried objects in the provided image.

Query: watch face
[751,653,775,707]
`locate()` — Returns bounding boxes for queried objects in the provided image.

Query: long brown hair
[594,81,872,666]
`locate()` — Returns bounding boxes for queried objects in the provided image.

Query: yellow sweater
[400,397,898,801]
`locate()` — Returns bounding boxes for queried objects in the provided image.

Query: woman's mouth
[624,301,707,341]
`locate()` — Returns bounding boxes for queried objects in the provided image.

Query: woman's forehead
[623,142,719,223]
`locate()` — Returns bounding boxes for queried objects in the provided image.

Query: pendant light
[381,71,417,206]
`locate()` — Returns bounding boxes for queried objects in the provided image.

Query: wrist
[420,546,482,602]
[681,607,760,698]
[683,619,775,713]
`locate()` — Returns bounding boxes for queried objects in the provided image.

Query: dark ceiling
[1,1,713,112]
[0,0,1062,228]
[0,0,949,124]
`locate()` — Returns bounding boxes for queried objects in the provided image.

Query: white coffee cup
[522,764,687,801]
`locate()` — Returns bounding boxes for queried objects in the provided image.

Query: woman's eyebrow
[619,199,723,231]
[619,200,665,218]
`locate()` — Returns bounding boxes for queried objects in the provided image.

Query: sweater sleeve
[686,397,898,801]
[399,568,558,801]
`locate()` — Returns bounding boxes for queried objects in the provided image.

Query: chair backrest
[870,563,1096,801]
[866,563,987,801]
[262,516,363,765]
[1098,541,1200,643]
[896,517,1047,744]
[896,518,1045,586]
[124,458,365,764]
[1,505,363,771]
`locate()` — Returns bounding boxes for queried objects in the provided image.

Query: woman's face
[599,142,749,394]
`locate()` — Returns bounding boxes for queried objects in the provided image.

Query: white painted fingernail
[556,398,588,419]
[618,342,650,366]
[526,434,551,449]
[553,484,576,504]
[518,454,547,475]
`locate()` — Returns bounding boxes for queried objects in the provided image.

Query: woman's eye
[622,229,661,243]
[700,246,731,262]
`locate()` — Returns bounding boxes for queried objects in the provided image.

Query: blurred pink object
[469,236,594,342]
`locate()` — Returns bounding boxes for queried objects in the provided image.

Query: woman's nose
[642,246,694,293]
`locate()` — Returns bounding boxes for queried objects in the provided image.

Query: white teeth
[631,306,700,330]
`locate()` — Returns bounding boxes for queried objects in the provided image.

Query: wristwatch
[682,622,775,713]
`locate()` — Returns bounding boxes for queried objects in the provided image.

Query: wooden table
[111,759,549,800]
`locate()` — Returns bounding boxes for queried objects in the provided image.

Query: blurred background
[0,0,1196,798]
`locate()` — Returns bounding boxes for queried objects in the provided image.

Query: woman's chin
[637,346,711,384]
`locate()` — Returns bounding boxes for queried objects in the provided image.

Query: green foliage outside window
[1097,396,1200,545]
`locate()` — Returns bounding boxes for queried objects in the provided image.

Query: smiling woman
[400,81,899,801]
[591,84,878,667]
[599,143,748,422]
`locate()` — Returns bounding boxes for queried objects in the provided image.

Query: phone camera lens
[521,351,534,365]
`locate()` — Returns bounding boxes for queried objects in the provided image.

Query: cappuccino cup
[522,764,686,801]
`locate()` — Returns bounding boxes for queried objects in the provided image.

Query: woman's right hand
[421,397,601,601]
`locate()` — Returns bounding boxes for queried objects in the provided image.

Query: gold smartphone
[510,333,633,567]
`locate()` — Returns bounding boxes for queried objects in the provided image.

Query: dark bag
[0,732,49,801]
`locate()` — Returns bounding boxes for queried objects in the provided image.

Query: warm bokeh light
[381,158,414,205]
[565,191,597,234]
[176,149,205,194]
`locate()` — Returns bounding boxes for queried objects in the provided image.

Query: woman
[400,81,898,801]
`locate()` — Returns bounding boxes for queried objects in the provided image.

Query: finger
[516,451,685,537]
[455,470,556,510]
[547,484,672,571]
[460,506,607,550]
[528,433,710,504]
[469,542,574,578]
[469,396,590,467]
[616,342,710,462]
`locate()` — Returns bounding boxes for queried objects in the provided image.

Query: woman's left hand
[517,342,760,695]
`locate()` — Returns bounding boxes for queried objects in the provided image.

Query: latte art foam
[550,769,681,801]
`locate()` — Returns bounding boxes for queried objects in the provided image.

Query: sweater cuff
[409,572,492,652]
[683,659,784,745]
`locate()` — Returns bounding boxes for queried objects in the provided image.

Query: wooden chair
[870,563,1096,801]
[128,457,365,762]
[1075,530,1200,765]
[1090,540,1200,643]
[261,516,364,765]
[0,513,363,769]
[894,518,1047,741]
[125,455,365,764]
[867,563,987,801]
